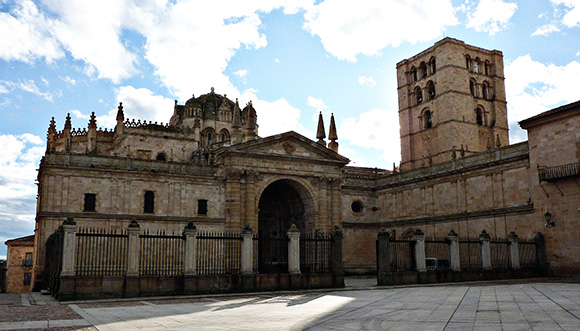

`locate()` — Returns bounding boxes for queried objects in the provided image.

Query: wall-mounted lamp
[544,211,554,228]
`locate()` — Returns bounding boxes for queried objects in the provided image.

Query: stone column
[479,230,492,270]
[241,224,254,275]
[414,229,426,272]
[58,218,77,300]
[331,226,344,287]
[287,224,301,275]
[183,221,198,276]
[376,228,391,285]
[508,231,520,270]
[126,220,140,297]
[60,218,77,277]
[447,230,461,272]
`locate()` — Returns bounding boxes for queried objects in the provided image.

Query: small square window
[23,273,32,286]
[84,193,96,212]
[198,199,208,215]
[144,191,155,214]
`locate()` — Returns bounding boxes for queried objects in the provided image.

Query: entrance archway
[257,179,314,273]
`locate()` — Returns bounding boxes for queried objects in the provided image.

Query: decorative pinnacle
[64,113,71,131]
[116,102,124,122]
[47,117,56,135]
[88,112,97,129]
[316,111,326,144]
[328,113,337,140]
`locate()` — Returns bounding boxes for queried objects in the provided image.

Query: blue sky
[1,0,580,259]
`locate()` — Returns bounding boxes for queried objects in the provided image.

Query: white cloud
[0,0,63,63]
[248,92,311,138]
[303,0,458,62]
[466,0,517,35]
[358,76,376,87]
[18,80,54,101]
[233,70,249,78]
[307,96,330,122]
[0,134,44,251]
[339,108,400,166]
[551,0,580,27]
[505,55,580,142]
[532,24,560,36]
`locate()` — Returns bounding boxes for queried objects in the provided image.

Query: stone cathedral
[32,37,580,289]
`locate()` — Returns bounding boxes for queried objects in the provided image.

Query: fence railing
[197,230,241,275]
[377,230,544,274]
[300,231,332,273]
[44,227,64,295]
[140,230,183,277]
[76,228,127,276]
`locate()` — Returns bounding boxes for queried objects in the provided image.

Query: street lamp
[544,211,554,227]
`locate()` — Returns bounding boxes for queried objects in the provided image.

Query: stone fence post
[508,231,520,270]
[287,224,301,275]
[479,230,492,270]
[534,232,547,275]
[331,226,344,287]
[126,220,140,297]
[377,228,391,275]
[183,221,198,276]
[58,218,77,300]
[447,230,460,272]
[241,224,254,276]
[414,229,426,272]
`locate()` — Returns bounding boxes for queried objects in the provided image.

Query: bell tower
[397,38,508,170]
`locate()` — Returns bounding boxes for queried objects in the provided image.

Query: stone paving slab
[1,281,579,330]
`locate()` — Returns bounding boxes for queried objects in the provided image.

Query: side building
[4,235,35,293]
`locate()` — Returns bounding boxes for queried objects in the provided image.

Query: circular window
[351,201,364,213]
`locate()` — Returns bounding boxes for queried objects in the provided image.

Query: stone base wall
[378,268,544,286]
[57,273,344,301]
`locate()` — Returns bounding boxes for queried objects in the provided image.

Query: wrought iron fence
[425,238,450,260]
[519,240,538,269]
[490,240,510,269]
[459,239,481,270]
[254,235,288,274]
[196,230,241,275]
[139,230,183,276]
[44,228,64,294]
[76,228,128,276]
[387,240,415,272]
[300,231,332,273]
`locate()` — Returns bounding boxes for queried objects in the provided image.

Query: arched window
[219,129,230,142]
[420,62,427,78]
[411,67,417,82]
[201,128,216,148]
[423,110,432,129]
[415,86,423,105]
[466,55,471,70]
[484,61,490,75]
[156,153,167,161]
[144,191,155,213]
[475,108,484,126]
[426,81,435,100]
[482,83,488,100]
[474,57,480,73]
[430,57,436,74]
[470,80,476,97]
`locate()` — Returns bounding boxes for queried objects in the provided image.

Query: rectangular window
[23,273,32,286]
[24,252,33,266]
[144,191,155,213]
[84,193,96,212]
[197,199,208,215]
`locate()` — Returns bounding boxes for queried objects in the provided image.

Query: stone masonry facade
[30,37,580,290]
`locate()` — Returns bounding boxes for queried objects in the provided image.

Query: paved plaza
[1,279,580,330]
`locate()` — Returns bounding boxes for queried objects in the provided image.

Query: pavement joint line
[68,304,97,329]
[532,283,580,321]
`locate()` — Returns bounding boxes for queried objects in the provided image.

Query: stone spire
[47,117,56,152]
[244,101,258,142]
[115,102,124,137]
[231,98,242,144]
[316,112,326,146]
[328,113,338,153]
[63,113,72,151]
[87,112,97,153]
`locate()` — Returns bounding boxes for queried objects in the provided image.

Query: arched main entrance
[257,179,314,273]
